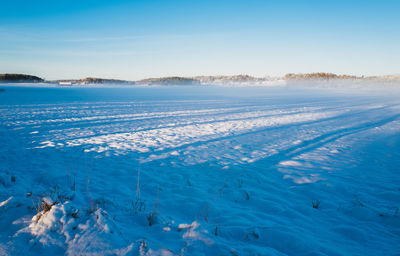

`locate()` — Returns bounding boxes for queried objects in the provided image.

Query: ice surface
[0,85,399,255]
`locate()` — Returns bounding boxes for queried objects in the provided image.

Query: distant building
[59,82,72,85]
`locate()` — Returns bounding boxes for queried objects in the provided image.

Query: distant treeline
[1,73,399,85]
[56,77,135,85]
[284,73,358,80]
[0,74,44,82]
[136,76,200,85]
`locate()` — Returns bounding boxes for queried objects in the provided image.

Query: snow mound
[19,201,134,256]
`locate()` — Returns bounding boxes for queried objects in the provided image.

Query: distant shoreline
[1,73,400,87]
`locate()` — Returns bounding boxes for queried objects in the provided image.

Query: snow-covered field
[0,85,399,255]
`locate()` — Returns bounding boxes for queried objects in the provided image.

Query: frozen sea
[0,85,399,255]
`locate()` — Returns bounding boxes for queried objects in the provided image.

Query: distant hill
[193,75,283,86]
[55,77,135,85]
[136,77,200,86]
[284,73,359,80]
[136,75,285,86]
[0,74,44,83]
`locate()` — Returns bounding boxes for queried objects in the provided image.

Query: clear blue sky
[1,0,399,80]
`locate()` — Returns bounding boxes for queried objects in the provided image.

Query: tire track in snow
[136,104,398,158]
[26,102,388,143]
[41,108,321,142]
[53,110,340,153]
[264,113,400,166]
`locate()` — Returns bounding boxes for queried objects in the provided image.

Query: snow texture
[0,85,400,255]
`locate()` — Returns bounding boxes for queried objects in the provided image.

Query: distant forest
[1,73,399,85]
[0,74,44,82]
[284,73,358,80]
